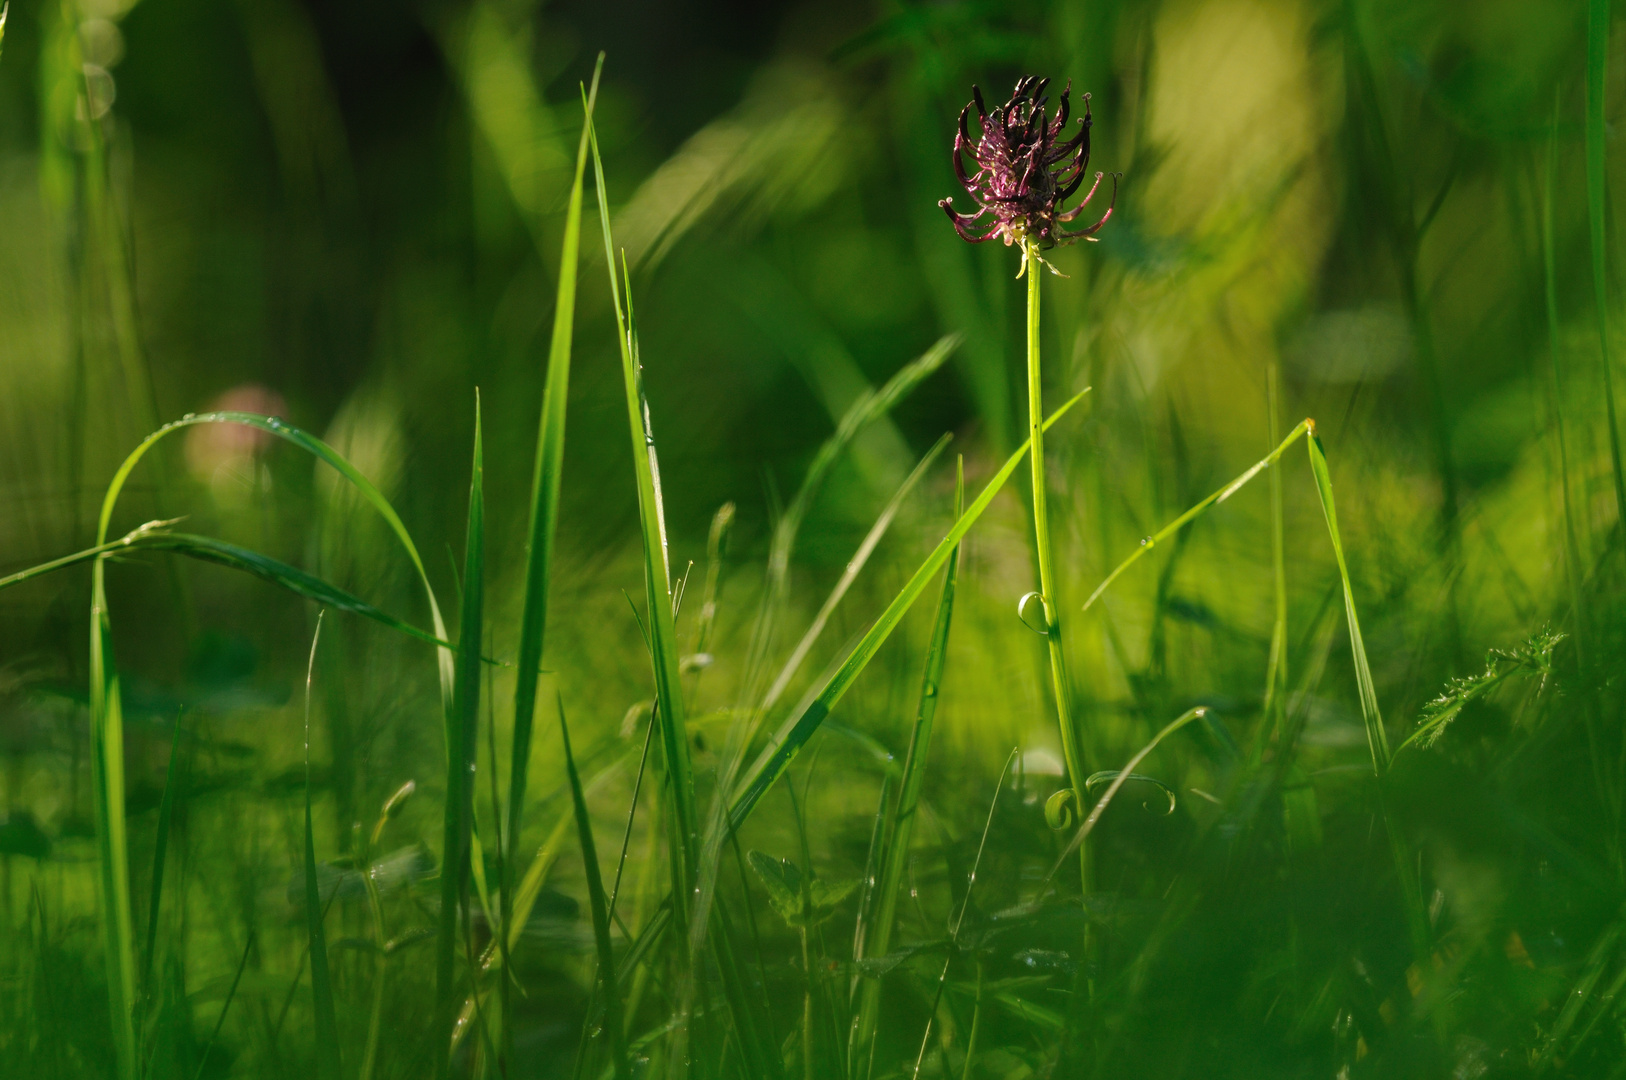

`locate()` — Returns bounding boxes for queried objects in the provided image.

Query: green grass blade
[303,613,341,1080]
[89,558,138,1080]
[1305,427,1389,775]
[1261,362,1289,748]
[1082,419,1312,614]
[762,432,952,713]
[141,710,184,995]
[728,390,1088,831]
[558,697,631,1080]
[1587,0,1626,523]
[437,398,485,1076]
[591,125,699,889]
[507,58,603,964]
[3,525,459,652]
[849,456,964,1080]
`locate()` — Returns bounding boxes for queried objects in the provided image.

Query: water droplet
[1140,536,1153,547]
[181,412,195,420]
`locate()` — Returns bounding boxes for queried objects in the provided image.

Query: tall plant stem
[1024,242,1088,896]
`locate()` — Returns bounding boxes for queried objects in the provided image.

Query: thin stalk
[1588,0,1626,527]
[1024,241,1087,893]
[960,961,984,1080]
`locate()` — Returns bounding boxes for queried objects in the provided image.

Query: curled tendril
[1044,788,1077,831]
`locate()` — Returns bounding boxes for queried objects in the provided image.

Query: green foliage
[1400,626,1565,753]
[746,851,858,929]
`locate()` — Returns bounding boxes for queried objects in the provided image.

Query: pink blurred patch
[184,385,289,482]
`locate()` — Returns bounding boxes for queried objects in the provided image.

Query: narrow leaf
[1306,429,1389,775]
[303,613,341,1080]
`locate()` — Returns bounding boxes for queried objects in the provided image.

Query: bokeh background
[2,0,1624,1075]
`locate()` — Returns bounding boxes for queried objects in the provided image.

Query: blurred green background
[3,0,1625,1075]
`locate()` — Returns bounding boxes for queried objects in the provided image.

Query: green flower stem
[1024,241,1089,896]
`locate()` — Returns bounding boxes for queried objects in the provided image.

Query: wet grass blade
[303,613,341,1080]
[437,398,485,1076]
[850,456,964,1080]
[559,696,631,1080]
[1305,426,1388,774]
[506,59,603,986]
[728,390,1088,831]
[1587,0,1626,523]
[141,710,184,996]
[762,431,953,713]
[1082,419,1312,614]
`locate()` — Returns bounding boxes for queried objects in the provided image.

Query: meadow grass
[6,3,1626,1078]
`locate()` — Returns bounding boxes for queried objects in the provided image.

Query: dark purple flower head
[940,76,1118,261]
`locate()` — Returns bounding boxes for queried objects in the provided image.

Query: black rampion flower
[940,76,1118,260]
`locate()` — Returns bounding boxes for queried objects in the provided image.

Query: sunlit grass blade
[1082,419,1312,615]
[506,62,604,1012]
[559,696,632,1080]
[763,432,952,713]
[437,398,485,1076]
[141,710,184,995]
[728,390,1088,831]
[1587,0,1626,524]
[302,613,341,1080]
[1305,427,1388,775]
[849,456,963,1080]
